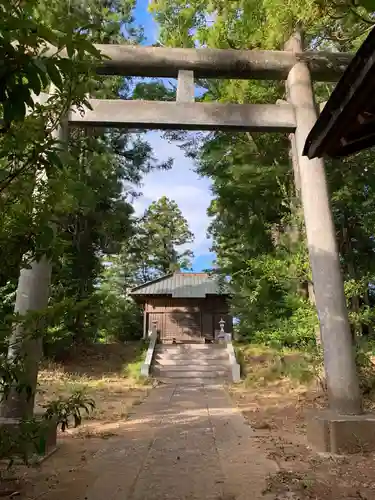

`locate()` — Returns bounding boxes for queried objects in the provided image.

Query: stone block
[306,409,375,454]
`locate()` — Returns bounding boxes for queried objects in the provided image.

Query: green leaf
[23,90,35,109]
[66,41,75,59]
[33,59,49,88]
[39,225,55,246]
[5,95,26,121]
[81,98,93,110]
[36,24,58,45]
[357,0,375,12]
[24,67,42,95]
[46,60,63,89]
[77,39,103,58]
[55,58,74,74]
[46,149,63,169]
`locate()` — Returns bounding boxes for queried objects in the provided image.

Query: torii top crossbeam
[47,44,353,81]
[48,44,353,133]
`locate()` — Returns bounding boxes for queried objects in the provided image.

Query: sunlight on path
[34,385,278,500]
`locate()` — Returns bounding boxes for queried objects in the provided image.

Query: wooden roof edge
[130,271,212,294]
[303,27,375,159]
[130,273,174,294]
[132,291,231,299]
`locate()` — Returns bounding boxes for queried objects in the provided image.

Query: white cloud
[132,131,213,256]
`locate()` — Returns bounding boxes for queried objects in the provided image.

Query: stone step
[152,344,231,384]
[152,368,230,378]
[155,345,226,352]
[154,354,229,361]
[156,377,227,385]
[153,363,229,371]
[154,358,229,365]
[155,348,227,354]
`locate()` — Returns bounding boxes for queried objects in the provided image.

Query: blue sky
[134,0,157,44]
[131,1,215,272]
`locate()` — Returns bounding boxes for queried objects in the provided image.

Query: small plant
[0,354,33,403]
[355,346,375,396]
[42,390,96,431]
[278,355,316,384]
[122,343,148,383]
[0,418,54,468]
[234,345,246,377]
[0,388,95,468]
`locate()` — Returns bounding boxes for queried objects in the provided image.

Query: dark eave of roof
[303,27,375,159]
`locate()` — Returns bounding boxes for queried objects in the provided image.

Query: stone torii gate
[4,34,375,454]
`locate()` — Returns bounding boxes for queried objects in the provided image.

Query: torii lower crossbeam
[69,100,296,132]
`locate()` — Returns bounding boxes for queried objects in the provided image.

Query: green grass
[121,341,149,384]
[234,343,318,387]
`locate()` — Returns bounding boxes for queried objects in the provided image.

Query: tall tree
[142,196,194,275]
[124,196,195,281]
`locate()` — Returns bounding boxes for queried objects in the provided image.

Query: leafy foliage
[96,256,143,343]
[0,391,95,467]
[0,355,32,403]
[42,390,96,431]
[0,0,102,127]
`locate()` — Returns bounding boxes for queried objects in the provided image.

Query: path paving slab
[37,384,277,500]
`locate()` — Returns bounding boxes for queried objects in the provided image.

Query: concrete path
[43,385,278,500]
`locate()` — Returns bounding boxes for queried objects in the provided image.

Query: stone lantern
[219,318,225,334]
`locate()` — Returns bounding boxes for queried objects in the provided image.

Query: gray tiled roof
[131,272,227,298]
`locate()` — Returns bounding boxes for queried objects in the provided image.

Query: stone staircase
[151,343,231,384]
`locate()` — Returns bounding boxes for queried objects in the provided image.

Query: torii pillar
[285,33,375,453]
[0,100,68,457]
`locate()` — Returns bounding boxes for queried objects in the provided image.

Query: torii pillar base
[0,414,58,464]
[306,409,375,454]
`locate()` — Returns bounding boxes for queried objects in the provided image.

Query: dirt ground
[229,347,375,499]
[0,343,152,499]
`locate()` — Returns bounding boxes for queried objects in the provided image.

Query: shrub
[355,345,375,396]
[42,389,96,431]
[249,301,318,349]
[0,386,96,467]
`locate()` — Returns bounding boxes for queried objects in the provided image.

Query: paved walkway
[41,385,278,500]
